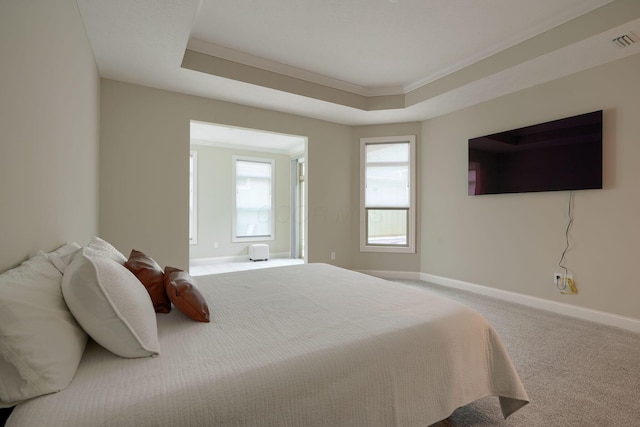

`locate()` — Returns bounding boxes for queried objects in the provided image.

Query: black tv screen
[468,110,603,195]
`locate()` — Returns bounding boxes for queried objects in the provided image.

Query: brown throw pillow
[124,249,171,313]
[164,267,210,322]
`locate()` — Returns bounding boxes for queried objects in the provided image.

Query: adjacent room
[2,0,639,426]
[188,121,306,275]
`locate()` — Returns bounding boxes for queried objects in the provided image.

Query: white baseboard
[421,273,640,334]
[190,252,291,266]
[356,269,422,281]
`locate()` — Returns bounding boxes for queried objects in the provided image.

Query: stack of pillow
[0,237,209,408]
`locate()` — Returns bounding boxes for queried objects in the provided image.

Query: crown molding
[183,1,640,113]
[187,38,404,97]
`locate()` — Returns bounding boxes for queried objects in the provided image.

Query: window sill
[360,245,415,254]
[232,236,275,243]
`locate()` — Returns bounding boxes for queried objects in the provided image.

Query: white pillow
[46,242,82,274]
[84,236,127,264]
[62,249,159,358]
[0,253,88,407]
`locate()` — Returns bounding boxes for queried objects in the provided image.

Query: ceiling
[77,0,640,126]
[190,121,306,154]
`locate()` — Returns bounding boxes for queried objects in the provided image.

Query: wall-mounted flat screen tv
[468,110,603,196]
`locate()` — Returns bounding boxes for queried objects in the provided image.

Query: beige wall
[0,0,99,272]
[189,144,293,259]
[100,80,352,270]
[421,53,640,320]
[6,0,635,323]
[351,123,423,273]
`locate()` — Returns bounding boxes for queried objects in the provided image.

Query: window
[360,136,416,253]
[189,151,198,244]
[232,156,275,241]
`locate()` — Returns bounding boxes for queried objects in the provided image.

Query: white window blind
[360,136,416,253]
[233,156,275,241]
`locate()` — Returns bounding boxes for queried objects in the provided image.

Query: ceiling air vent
[611,33,637,48]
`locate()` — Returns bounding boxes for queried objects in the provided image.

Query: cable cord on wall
[557,191,574,291]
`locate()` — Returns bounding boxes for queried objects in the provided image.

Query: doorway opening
[188,120,307,275]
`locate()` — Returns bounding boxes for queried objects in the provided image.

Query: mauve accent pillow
[124,249,171,313]
[164,267,210,322]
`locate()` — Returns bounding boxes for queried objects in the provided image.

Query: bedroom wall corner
[0,0,100,272]
[99,80,354,270]
[419,53,640,322]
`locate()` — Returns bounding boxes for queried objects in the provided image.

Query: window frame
[232,155,276,243]
[189,150,198,245]
[360,135,416,253]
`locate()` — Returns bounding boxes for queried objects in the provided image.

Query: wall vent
[611,33,637,48]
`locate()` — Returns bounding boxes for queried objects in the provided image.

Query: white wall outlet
[330,251,336,260]
[554,273,576,293]
[214,241,219,249]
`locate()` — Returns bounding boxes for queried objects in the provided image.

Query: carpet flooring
[396,280,640,427]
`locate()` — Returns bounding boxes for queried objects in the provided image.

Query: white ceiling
[76,0,640,126]
[190,0,612,93]
[190,121,306,155]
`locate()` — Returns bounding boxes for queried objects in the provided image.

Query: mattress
[6,263,528,426]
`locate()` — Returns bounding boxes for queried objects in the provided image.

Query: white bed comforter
[7,263,528,426]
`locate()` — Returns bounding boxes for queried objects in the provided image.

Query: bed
[4,261,528,426]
